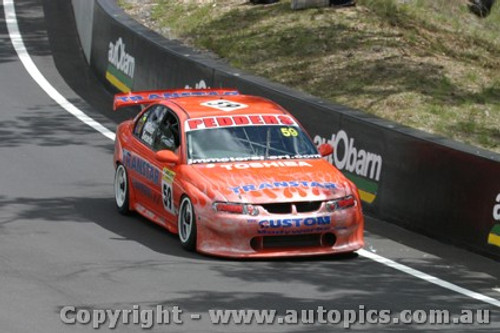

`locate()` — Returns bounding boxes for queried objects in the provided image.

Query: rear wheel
[178,197,197,251]
[114,164,130,215]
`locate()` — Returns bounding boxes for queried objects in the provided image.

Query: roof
[167,94,288,118]
[113,89,289,118]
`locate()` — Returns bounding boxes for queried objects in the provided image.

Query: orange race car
[113,89,364,258]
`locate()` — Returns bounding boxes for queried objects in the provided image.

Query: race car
[113,88,364,258]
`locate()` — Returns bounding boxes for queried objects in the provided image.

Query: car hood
[188,159,351,204]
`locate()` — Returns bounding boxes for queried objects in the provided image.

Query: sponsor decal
[132,180,160,204]
[115,90,239,104]
[249,217,331,235]
[314,130,383,204]
[488,193,500,247]
[211,160,313,170]
[162,168,176,184]
[189,154,320,165]
[258,216,331,229]
[230,181,336,195]
[257,227,330,235]
[123,150,160,185]
[185,114,297,131]
[161,168,176,214]
[106,37,135,92]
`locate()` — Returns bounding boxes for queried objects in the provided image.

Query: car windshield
[186,125,320,164]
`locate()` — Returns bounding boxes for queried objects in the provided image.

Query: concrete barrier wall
[71,0,95,63]
[74,0,500,258]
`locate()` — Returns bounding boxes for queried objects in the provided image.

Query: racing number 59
[281,127,298,137]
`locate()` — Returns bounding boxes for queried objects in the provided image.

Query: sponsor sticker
[132,180,160,204]
[115,90,239,104]
[162,167,176,184]
[252,216,332,235]
[189,154,320,165]
[123,150,160,185]
[258,216,331,229]
[230,181,336,195]
[257,227,330,235]
[185,114,297,131]
[210,160,313,170]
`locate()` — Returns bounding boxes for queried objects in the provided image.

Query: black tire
[114,163,130,215]
[178,196,197,251]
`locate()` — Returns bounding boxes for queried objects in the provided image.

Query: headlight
[212,202,259,216]
[325,195,355,212]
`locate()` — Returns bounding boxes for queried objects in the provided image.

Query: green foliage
[122,0,500,152]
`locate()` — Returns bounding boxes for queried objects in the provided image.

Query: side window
[134,105,167,146]
[133,109,151,137]
[152,109,180,152]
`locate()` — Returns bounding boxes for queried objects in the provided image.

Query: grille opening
[251,233,337,251]
[295,201,322,213]
[263,234,321,249]
[261,203,292,214]
[250,233,336,250]
[261,201,323,214]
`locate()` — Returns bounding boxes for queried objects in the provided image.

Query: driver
[154,115,179,152]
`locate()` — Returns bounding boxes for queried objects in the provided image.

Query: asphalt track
[0,1,498,332]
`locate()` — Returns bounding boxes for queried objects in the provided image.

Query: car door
[126,104,167,220]
[130,104,182,225]
[149,107,182,226]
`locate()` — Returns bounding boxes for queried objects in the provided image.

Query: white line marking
[3,0,116,141]
[4,0,499,309]
[494,288,500,294]
[359,249,500,308]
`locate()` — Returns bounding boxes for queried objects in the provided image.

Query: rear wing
[113,89,240,111]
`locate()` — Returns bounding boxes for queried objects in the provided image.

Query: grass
[120,0,500,153]
[116,0,134,11]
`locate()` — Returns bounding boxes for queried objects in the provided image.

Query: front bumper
[195,204,364,258]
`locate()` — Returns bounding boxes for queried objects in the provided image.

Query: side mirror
[155,150,179,164]
[318,143,333,157]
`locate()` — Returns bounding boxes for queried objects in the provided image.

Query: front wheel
[114,164,130,215]
[178,196,197,251]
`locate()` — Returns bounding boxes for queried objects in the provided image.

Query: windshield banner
[185,114,298,131]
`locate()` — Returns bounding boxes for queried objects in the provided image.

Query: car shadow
[0,194,363,263]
